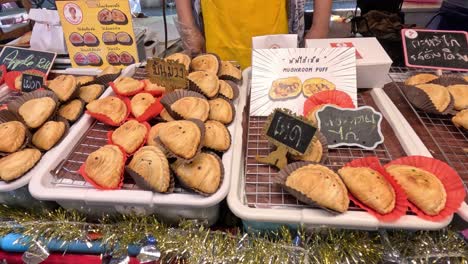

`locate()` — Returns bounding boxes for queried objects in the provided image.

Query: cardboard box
[305,37,392,88]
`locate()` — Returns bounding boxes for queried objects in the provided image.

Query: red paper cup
[341,156,409,222]
[130,96,164,122]
[142,79,165,96]
[78,145,127,190]
[110,80,145,97]
[303,90,355,116]
[384,156,466,221]
[85,97,131,126]
[107,120,151,155]
[4,71,22,91]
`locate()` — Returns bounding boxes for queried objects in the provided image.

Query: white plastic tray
[29,64,244,224]
[227,68,454,230]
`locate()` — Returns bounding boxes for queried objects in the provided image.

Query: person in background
[175,0,332,68]
[427,0,468,31]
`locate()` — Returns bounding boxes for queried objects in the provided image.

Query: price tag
[21,73,44,92]
[0,46,56,75]
[402,29,468,71]
[256,109,317,169]
[317,105,384,150]
[146,58,188,92]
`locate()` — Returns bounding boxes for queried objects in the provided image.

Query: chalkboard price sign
[316,105,384,150]
[0,46,57,75]
[401,29,468,71]
[265,109,317,154]
[146,58,188,92]
[21,73,44,92]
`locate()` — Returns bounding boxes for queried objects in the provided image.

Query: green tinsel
[0,205,467,264]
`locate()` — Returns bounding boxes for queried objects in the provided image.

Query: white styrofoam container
[0,67,118,207]
[305,37,393,89]
[227,68,458,230]
[29,64,244,225]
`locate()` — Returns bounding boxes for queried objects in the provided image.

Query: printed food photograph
[269,76,302,100]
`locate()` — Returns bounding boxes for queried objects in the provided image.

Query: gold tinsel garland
[0,205,467,263]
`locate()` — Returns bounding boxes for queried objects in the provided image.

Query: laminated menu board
[251,48,357,116]
[56,0,138,68]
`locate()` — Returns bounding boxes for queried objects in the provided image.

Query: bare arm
[305,0,332,39]
[175,0,196,26]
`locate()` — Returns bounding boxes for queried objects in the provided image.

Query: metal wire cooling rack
[244,92,406,210]
[387,67,468,200]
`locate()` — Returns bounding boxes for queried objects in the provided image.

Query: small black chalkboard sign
[21,73,44,92]
[0,46,57,75]
[401,29,468,71]
[266,109,317,154]
[316,105,384,150]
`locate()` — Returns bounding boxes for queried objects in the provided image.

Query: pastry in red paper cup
[0,110,31,156]
[110,77,145,97]
[130,92,164,122]
[155,119,204,162]
[188,71,220,98]
[142,79,166,96]
[78,144,126,190]
[58,99,85,123]
[7,90,59,129]
[384,156,466,221]
[338,156,408,222]
[402,84,454,115]
[303,90,355,117]
[107,119,150,155]
[46,75,79,102]
[126,146,174,193]
[85,96,130,126]
[5,71,22,91]
[171,151,223,196]
[276,162,349,213]
[160,90,210,121]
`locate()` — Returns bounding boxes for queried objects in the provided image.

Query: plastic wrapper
[174,18,205,56]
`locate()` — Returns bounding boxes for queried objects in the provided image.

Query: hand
[304,27,329,39]
[175,21,205,56]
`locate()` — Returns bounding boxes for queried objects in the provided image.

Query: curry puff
[58,99,85,122]
[0,121,27,153]
[47,75,78,101]
[208,98,234,124]
[170,97,210,121]
[190,54,220,75]
[0,148,41,181]
[203,120,231,152]
[188,71,220,98]
[110,120,148,154]
[157,120,203,160]
[81,145,125,189]
[86,96,128,125]
[111,77,144,96]
[32,120,67,151]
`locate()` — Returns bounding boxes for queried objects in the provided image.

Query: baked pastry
[188,71,219,98]
[111,120,148,154]
[447,84,468,110]
[159,109,174,121]
[208,98,233,124]
[284,164,349,212]
[291,138,323,162]
[112,77,144,95]
[338,167,396,214]
[204,120,230,151]
[83,145,124,189]
[147,123,166,148]
[305,104,334,126]
[76,76,95,86]
[18,97,56,129]
[79,84,104,103]
[303,78,335,98]
[269,77,302,99]
[190,54,220,75]
[143,79,166,94]
[219,61,241,81]
[98,65,120,77]
[0,121,26,153]
[452,109,468,129]
[165,53,191,71]
[58,99,84,122]
[86,96,128,124]
[47,75,78,101]
[405,73,438,86]
[415,84,451,112]
[172,152,222,194]
[218,80,236,100]
[386,165,446,215]
[131,93,155,118]
[14,75,22,90]
[157,120,202,159]
[171,97,210,121]
[32,120,66,150]
[0,148,41,181]
[127,146,170,193]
